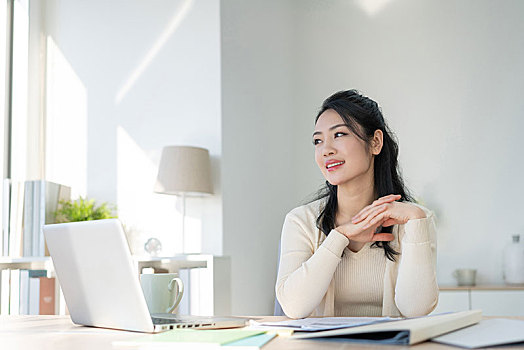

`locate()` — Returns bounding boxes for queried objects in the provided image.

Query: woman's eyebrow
[312,123,349,137]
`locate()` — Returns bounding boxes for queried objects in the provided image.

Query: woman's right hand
[334,194,400,243]
[335,219,394,242]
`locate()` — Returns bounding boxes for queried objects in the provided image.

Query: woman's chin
[326,178,344,186]
[326,176,357,187]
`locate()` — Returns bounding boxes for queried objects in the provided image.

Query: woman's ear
[371,129,383,155]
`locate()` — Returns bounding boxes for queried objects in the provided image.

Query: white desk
[3,315,524,350]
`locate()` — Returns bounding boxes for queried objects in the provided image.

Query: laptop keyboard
[151,317,213,328]
[152,317,184,324]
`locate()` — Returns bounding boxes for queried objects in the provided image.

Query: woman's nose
[322,141,336,157]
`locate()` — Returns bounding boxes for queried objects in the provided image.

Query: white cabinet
[431,290,470,314]
[471,290,524,316]
[432,286,524,316]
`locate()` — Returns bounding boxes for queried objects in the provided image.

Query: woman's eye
[334,132,347,138]
[313,139,322,145]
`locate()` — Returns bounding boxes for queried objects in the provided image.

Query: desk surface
[1,315,523,349]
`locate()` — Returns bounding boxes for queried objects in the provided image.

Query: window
[1,0,43,256]
[1,0,11,179]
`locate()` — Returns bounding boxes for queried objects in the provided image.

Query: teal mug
[140,273,184,314]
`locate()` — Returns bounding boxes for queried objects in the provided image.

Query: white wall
[222,0,524,315]
[291,0,524,285]
[221,0,302,315]
[42,0,222,256]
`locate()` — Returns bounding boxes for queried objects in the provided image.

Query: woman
[275,90,438,319]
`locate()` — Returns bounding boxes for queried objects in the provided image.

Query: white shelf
[0,255,230,315]
[134,255,210,272]
[0,257,50,263]
[0,257,53,270]
[0,255,210,271]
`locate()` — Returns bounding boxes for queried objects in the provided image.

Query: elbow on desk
[275,286,312,319]
[279,302,310,319]
[395,291,439,317]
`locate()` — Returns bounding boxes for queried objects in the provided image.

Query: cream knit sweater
[275,199,438,319]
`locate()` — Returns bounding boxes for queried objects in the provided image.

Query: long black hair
[314,90,413,261]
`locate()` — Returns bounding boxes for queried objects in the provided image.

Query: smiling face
[313,109,377,187]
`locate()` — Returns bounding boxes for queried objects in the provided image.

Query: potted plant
[54,197,117,223]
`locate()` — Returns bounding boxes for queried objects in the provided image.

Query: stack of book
[1,179,71,257]
[0,269,57,315]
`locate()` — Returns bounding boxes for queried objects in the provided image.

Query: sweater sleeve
[394,211,439,317]
[275,211,349,319]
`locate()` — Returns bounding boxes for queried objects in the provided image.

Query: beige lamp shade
[154,146,213,196]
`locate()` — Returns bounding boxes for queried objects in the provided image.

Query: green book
[113,329,264,347]
[225,333,276,347]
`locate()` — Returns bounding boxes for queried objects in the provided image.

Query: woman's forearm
[276,220,348,318]
[394,216,439,316]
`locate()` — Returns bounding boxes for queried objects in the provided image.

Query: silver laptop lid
[44,219,155,332]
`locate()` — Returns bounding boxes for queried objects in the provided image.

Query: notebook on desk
[291,310,482,345]
[43,219,247,333]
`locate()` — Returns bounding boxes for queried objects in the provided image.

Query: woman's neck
[336,171,376,224]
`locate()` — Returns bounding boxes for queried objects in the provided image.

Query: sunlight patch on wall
[116,127,205,255]
[355,0,393,16]
[116,126,202,255]
[115,0,194,104]
[116,125,178,255]
[45,35,87,198]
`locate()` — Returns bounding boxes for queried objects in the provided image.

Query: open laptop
[43,219,247,333]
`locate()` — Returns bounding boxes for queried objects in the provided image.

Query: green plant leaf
[54,197,117,223]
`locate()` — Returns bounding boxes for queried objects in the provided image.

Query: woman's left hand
[351,195,426,229]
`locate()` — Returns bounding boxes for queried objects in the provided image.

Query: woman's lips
[326,160,345,171]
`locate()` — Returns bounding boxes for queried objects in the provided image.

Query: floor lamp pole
[180,193,190,313]
[181,192,186,254]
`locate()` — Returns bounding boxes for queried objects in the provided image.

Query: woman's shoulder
[282,199,326,241]
[285,198,326,223]
[287,198,325,216]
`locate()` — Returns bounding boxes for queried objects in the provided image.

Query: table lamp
[154,146,213,253]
